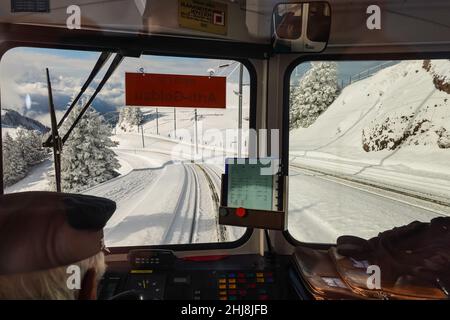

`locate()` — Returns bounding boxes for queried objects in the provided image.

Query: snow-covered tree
[289,82,301,129]
[15,128,47,166]
[2,133,27,186]
[118,106,143,131]
[59,104,120,192]
[290,62,339,129]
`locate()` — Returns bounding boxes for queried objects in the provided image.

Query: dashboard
[98,251,297,300]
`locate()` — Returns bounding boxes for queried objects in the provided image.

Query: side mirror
[272,2,331,53]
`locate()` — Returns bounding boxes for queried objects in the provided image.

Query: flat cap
[0,191,116,275]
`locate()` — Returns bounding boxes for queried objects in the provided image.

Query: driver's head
[0,192,116,300]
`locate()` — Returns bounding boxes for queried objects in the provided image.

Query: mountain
[1,108,49,134]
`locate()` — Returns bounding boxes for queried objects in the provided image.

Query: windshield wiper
[43,51,112,147]
[44,52,125,191]
[61,53,124,144]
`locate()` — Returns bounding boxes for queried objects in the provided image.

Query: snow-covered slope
[116,107,250,152]
[1,108,49,134]
[290,60,450,187]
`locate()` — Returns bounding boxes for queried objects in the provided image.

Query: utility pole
[173,107,177,139]
[141,125,145,148]
[194,108,198,154]
[156,107,159,135]
[238,63,243,158]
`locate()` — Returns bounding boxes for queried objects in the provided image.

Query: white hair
[0,252,106,300]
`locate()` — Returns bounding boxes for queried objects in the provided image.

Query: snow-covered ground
[290,60,450,183]
[5,159,52,193]
[4,59,450,246]
[288,166,450,243]
[4,133,246,246]
[84,139,246,247]
[116,106,250,154]
[288,59,450,242]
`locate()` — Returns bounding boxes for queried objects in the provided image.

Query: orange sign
[125,73,226,108]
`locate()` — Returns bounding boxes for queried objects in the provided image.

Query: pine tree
[15,128,47,166]
[290,62,339,129]
[118,106,143,131]
[59,104,120,192]
[118,106,129,126]
[129,107,143,126]
[289,81,301,129]
[2,133,27,186]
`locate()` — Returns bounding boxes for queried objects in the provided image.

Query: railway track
[161,162,200,244]
[195,164,228,242]
[290,164,450,217]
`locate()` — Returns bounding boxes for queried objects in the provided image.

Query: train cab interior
[0,0,450,301]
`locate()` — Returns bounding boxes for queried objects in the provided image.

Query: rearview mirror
[272,2,331,53]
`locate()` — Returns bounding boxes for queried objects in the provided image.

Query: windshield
[288,59,450,243]
[0,47,250,247]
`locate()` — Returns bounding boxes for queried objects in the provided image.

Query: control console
[98,251,294,300]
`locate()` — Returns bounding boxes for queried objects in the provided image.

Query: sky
[0,47,251,124]
[291,60,399,85]
[0,46,398,125]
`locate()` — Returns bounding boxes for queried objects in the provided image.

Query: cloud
[0,47,250,121]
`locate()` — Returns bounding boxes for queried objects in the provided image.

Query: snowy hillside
[288,59,450,243]
[116,106,250,153]
[1,108,49,134]
[290,60,450,198]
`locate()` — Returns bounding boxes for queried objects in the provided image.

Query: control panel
[216,271,275,300]
[98,252,294,300]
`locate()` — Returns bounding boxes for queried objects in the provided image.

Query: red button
[235,207,246,217]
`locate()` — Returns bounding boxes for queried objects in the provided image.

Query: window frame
[0,42,259,252]
[282,51,450,246]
